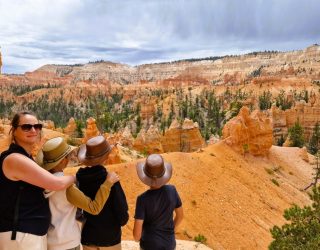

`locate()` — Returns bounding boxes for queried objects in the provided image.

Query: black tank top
[0,143,50,236]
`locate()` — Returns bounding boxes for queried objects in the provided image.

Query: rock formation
[270,100,320,143]
[133,125,164,154]
[300,146,309,162]
[83,117,100,143]
[43,120,55,130]
[119,126,134,147]
[222,106,273,156]
[140,99,156,120]
[18,44,320,85]
[64,118,77,137]
[162,119,205,152]
[106,145,121,165]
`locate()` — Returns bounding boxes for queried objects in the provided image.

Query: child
[36,137,119,250]
[133,154,184,250]
[76,135,129,250]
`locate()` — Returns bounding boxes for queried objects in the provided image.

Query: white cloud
[0,0,320,73]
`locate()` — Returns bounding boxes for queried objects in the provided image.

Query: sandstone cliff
[270,99,320,143]
[222,106,273,156]
[12,44,320,85]
[162,119,205,152]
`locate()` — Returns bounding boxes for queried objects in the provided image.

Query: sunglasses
[17,123,43,132]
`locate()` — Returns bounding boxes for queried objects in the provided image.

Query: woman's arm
[174,206,184,230]
[3,153,75,190]
[133,219,143,241]
[66,172,119,215]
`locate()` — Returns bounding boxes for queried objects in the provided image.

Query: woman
[0,111,75,250]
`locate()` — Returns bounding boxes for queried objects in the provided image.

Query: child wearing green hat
[36,136,119,250]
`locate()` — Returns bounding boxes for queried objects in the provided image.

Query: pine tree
[75,120,84,138]
[269,152,320,249]
[288,121,305,148]
[269,185,320,249]
[309,123,320,155]
[259,90,272,110]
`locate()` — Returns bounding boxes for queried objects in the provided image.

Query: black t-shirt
[134,185,182,250]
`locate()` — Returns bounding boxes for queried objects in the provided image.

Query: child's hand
[107,172,120,184]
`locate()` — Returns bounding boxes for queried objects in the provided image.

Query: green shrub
[194,234,207,244]
[271,179,280,186]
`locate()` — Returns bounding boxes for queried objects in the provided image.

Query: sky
[0,0,320,74]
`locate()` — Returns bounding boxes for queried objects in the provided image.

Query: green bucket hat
[36,137,76,171]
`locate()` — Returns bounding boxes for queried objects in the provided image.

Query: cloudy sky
[0,0,319,74]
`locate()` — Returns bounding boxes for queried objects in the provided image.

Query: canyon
[0,44,320,249]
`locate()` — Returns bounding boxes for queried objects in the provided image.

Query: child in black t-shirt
[133,154,184,250]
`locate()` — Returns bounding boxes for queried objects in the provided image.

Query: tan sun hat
[136,154,172,187]
[77,135,114,166]
[36,137,76,171]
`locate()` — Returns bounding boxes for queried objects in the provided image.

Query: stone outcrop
[133,126,164,154]
[270,99,320,143]
[162,119,205,152]
[282,136,292,147]
[117,119,204,154]
[300,147,309,162]
[122,86,137,101]
[222,106,273,156]
[140,99,156,120]
[64,118,77,137]
[83,117,100,143]
[106,145,121,165]
[119,126,134,147]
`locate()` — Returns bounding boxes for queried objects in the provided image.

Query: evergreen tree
[276,90,293,110]
[309,123,320,155]
[259,90,272,110]
[269,185,320,250]
[75,120,84,138]
[136,114,141,135]
[288,121,305,148]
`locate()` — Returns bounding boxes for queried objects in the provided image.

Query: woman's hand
[106,172,120,184]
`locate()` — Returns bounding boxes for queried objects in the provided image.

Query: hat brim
[36,145,76,171]
[136,161,172,187]
[78,144,114,166]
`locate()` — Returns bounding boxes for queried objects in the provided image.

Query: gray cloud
[0,0,319,73]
